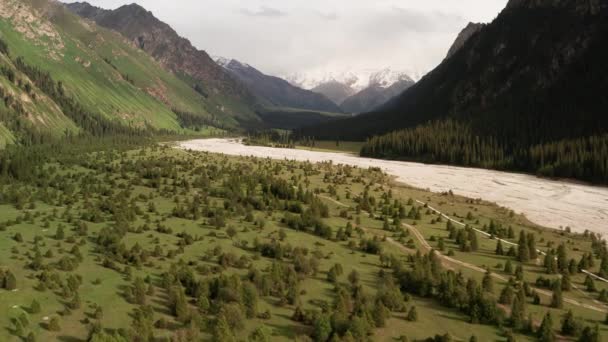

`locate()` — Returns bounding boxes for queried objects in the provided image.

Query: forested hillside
[0,0,237,146]
[66,2,260,125]
[298,0,608,184]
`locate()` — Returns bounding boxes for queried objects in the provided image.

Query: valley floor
[0,141,606,341]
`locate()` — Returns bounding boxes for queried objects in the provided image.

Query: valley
[179,139,608,236]
[0,138,606,342]
[0,0,607,341]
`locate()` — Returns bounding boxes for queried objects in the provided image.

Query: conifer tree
[551,280,563,309]
[517,231,530,262]
[538,312,555,342]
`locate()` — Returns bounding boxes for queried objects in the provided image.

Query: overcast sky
[67,0,509,80]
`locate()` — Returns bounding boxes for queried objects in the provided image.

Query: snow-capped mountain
[284,68,417,92]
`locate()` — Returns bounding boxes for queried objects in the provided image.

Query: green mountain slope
[0,0,238,145]
[65,2,260,126]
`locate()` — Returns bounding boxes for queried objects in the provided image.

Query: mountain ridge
[65,1,260,124]
[215,57,343,113]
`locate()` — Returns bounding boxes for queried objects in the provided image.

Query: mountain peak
[446,22,484,59]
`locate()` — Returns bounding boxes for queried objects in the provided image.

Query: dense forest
[361,120,608,184]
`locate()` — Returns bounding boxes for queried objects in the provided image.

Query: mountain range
[214,57,342,114]
[286,69,416,114]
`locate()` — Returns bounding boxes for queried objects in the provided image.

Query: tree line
[360,119,608,184]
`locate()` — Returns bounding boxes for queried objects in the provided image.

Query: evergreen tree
[517,231,530,262]
[551,280,563,309]
[496,240,505,256]
[557,244,568,273]
[407,306,418,322]
[313,314,332,342]
[527,233,538,260]
[482,270,494,293]
[537,312,555,342]
[30,299,41,314]
[578,324,600,342]
[504,260,513,274]
[561,310,581,336]
[214,314,235,342]
[248,326,270,342]
[4,270,17,290]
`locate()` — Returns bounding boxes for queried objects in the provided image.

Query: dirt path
[318,194,608,313]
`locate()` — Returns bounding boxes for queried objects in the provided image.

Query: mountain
[65,1,259,125]
[445,22,484,59]
[340,72,415,114]
[298,0,608,184]
[298,68,415,111]
[310,80,356,105]
[215,57,342,113]
[0,0,232,145]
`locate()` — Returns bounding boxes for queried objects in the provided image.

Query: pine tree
[482,270,494,293]
[517,231,530,262]
[248,326,270,342]
[561,310,581,336]
[30,299,41,314]
[313,314,332,342]
[496,240,505,256]
[4,270,17,290]
[242,282,259,319]
[557,244,568,273]
[578,324,600,342]
[214,314,235,342]
[551,280,563,309]
[527,233,538,260]
[504,260,513,274]
[538,312,555,342]
[510,293,526,330]
[407,306,418,322]
[561,272,572,291]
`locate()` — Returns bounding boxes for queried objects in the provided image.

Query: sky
[66,0,509,82]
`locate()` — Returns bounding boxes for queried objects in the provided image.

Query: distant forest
[361,120,608,184]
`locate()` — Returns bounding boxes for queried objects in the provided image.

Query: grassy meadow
[0,141,606,342]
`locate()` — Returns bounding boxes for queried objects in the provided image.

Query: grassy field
[0,142,606,341]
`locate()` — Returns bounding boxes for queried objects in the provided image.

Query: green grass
[0,143,606,341]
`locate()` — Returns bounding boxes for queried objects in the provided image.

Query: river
[177,138,608,235]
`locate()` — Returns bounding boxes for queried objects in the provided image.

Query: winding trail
[317,194,608,313]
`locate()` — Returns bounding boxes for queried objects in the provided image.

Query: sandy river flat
[178,138,608,235]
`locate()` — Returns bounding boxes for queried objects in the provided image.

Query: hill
[298,0,608,184]
[65,1,259,125]
[216,58,343,114]
[0,0,242,145]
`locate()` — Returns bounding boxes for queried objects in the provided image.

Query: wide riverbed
[178,138,608,235]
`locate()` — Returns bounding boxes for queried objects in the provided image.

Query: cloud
[316,11,338,21]
[238,6,286,18]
